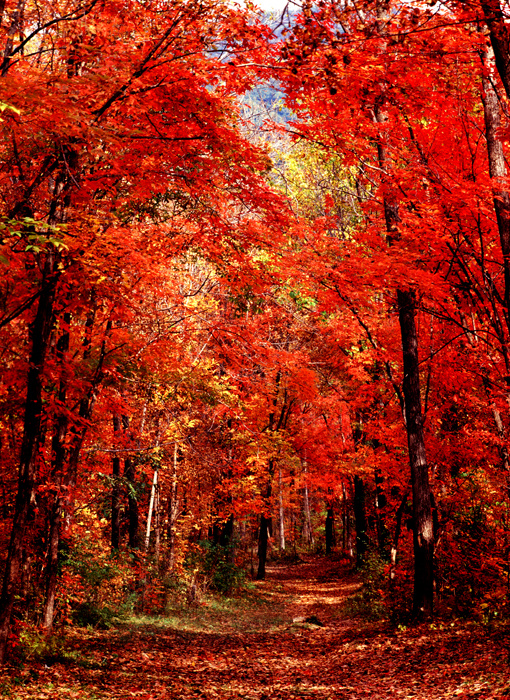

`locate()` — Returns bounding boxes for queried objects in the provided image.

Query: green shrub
[18,627,77,664]
[72,601,117,629]
[344,552,387,621]
[186,540,246,596]
[62,539,137,627]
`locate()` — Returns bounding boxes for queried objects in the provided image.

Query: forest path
[263,553,360,630]
[2,554,509,699]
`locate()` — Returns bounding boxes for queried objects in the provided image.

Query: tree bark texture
[166,443,180,572]
[42,314,70,630]
[481,44,510,331]
[397,289,434,619]
[481,0,510,101]
[111,414,122,551]
[278,467,286,550]
[0,268,58,662]
[325,507,334,555]
[256,514,272,580]
[353,475,368,566]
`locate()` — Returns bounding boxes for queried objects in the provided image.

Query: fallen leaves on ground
[1,555,509,699]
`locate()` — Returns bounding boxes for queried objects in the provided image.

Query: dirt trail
[263,554,360,629]
[1,555,509,699]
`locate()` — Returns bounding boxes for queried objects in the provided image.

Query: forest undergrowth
[1,555,509,700]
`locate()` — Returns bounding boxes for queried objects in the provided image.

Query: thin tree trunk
[167,443,179,572]
[398,290,434,619]
[154,480,160,568]
[374,468,388,554]
[481,0,510,101]
[481,43,510,334]
[124,457,139,548]
[342,481,354,558]
[257,469,273,580]
[256,511,272,580]
[257,371,282,580]
[1,0,25,76]
[42,313,70,630]
[111,414,122,551]
[389,490,409,583]
[0,265,58,662]
[42,304,103,633]
[371,8,434,615]
[353,475,368,566]
[278,467,285,550]
[302,458,313,547]
[120,415,139,549]
[145,469,158,552]
[480,44,510,495]
[42,507,60,630]
[325,506,334,555]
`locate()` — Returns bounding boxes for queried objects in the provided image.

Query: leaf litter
[1,555,509,699]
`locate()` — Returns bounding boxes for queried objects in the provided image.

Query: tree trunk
[42,314,70,630]
[353,475,368,566]
[370,16,434,615]
[374,468,388,555]
[42,505,60,630]
[481,44,510,333]
[480,44,510,495]
[145,469,158,552]
[256,513,272,580]
[325,506,334,555]
[1,0,25,76]
[111,414,122,551]
[278,467,285,550]
[342,481,353,557]
[166,443,179,572]
[481,0,510,101]
[154,481,160,568]
[124,457,139,548]
[397,289,434,619]
[302,458,313,547]
[119,415,139,549]
[41,304,103,632]
[0,265,58,662]
[389,490,409,584]
[257,370,281,580]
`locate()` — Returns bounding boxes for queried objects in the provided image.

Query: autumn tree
[0,0,290,658]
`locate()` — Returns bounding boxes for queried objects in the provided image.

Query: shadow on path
[2,554,509,699]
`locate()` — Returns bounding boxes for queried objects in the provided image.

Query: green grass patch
[121,587,289,634]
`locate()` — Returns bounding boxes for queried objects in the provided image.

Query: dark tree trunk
[111,414,122,551]
[374,468,389,555]
[166,443,180,573]
[0,267,58,662]
[42,506,61,630]
[397,289,434,620]
[1,0,26,76]
[353,475,368,566]
[370,33,434,617]
[325,506,334,554]
[342,481,353,557]
[389,490,409,584]
[481,44,510,333]
[219,513,234,548]
[256,370,282,580]
[42,314,70,630]
[124,456,139,549]
[480,45,510,495]
[256,513,272,580]
[481,0,510,101]
[119,414,138,549]
[41,304,102,632]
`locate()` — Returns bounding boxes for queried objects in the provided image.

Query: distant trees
[2,0,510,661]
